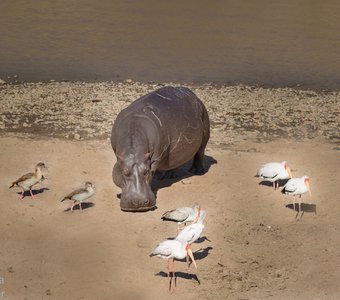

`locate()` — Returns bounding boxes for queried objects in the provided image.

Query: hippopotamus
[111,86,210,212]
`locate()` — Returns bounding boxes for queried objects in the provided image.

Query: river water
[0,1,339,89]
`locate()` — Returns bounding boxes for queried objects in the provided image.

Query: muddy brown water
[0,1,340,89]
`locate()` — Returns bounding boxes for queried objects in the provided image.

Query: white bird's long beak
[193,207,201,224]
[187,247,197,270]
[306,182,312,197]
[287,167,293,179]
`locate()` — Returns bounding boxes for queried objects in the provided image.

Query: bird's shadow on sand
[286,203,317,214]
[151,155,217,194]
[64,202,95,212]
[193,246,213,260]
[17,188,50,198]
[194,236,211,244]
[258,179,289,188]
[155,271,200,286]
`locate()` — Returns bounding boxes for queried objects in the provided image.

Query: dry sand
[0,81,339,299]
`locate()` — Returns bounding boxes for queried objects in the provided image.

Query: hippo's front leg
[112,163,124,188]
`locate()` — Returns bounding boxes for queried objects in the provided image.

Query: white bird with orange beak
[175,210,206,270]
[150,239,197,292]
[257,161,293,189]
[176,210,206,244]
[281,175,311,217]
[161,204,202,228]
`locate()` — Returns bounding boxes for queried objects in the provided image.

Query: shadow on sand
[64,202,95,212]
[286,202,316,213]
[258,179,289,188]
[156,271,200,287]
[193,246,213,260]
[151,154,217,195]
[17,188,50,198]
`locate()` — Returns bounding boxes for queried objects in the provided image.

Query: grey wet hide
[111,86,210,212]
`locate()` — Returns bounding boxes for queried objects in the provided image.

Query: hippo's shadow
[258,179,289,188]
[17,188,49,198]
[64,202,95,212]
[285,202,317,214]
[151,154,217,194]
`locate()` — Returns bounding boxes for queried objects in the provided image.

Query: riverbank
[0,81,339,145]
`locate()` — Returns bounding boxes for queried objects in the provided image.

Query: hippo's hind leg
[189,145,206,175]
[189,120,209,175]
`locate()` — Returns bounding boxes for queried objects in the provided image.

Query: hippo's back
[112,86,210,170]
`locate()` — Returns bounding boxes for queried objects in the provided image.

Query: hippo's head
[113,151,156,212]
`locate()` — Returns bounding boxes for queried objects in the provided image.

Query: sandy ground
[0,81,339,299]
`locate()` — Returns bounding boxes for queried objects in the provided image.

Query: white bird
[9,162,47,199]
[149,239,197,292]
[176,210,206,244]
[161,204,202,227]
[61,182,95,211]
[175,210,206,269]
[257,161,292,189]
[282,175,311,217]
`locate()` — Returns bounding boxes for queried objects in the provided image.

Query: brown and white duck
[9,162,47,199]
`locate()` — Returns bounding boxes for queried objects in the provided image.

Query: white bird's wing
[258,162,282,179]
[161,207,192,222]
[176,224,201,244]
[150,240,177,257]
[282,178,299,193]
[11,172,34,185]
[61,188,87,201]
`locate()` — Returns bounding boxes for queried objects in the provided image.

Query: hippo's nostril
[133,198,141,208]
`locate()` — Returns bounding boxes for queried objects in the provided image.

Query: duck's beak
[186,246,197,270]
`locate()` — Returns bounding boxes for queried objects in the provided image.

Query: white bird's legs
[166,259,176,293]
[299,195,301,215]
[167,260,170,289]
[273,180,280,190]
[294,195,303,220]
[172,259,176,292]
